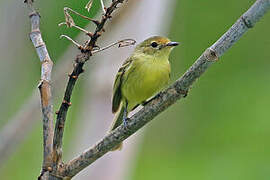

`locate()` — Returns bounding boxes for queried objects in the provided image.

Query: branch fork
[24,0,129,179]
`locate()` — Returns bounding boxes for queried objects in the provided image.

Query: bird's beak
[166,42,179,47]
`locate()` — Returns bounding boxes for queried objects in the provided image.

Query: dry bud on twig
[100,0,106,14]
[92,39,136,54]
[64,7,75,27]
[85,0,94,12]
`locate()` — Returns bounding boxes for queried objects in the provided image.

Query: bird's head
[135,36,179,58]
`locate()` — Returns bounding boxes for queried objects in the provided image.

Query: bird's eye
[151,42,158,48]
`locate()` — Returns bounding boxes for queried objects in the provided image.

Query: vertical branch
[52,0,125,165]
[27,4,54,170]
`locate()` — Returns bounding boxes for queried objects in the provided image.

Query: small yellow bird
[109,36,179,150]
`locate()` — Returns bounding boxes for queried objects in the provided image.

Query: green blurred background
[0,0,270,179]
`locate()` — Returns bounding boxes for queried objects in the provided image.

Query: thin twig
[60,34,83,49]
[64,7,100,26]
[52,0,125,167]
[92,38,136,54]
[59,22,94,38]
[59,0,270,177]
[100,0,106,14]
[26,3,54,172]
[85,0,94,12]
[59,30,135,53]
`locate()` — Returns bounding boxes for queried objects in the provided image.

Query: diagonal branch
[59,0,270,178]
[26,3,54,171]
[52,0,125,165]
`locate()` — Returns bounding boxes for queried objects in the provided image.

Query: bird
[109,36,179,150]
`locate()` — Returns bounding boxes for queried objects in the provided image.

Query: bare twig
[85,0,94,12]
[92,38,136,54]
[59,34,83,49]
[59,0,270,177]
[64,7,100,26]
[59,31,135,53]
[100,0,106,14]
[52,0,125,168]
[26,2,54,172]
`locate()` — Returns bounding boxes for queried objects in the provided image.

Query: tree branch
[52,0,125,166]
[26,2,54,171]
[60,0,270,178]
[24,0,129,179]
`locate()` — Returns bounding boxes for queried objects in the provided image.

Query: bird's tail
[109,102,125,151]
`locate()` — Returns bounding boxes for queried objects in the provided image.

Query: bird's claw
[123,117,128,127]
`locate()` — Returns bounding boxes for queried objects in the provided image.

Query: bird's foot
[123,117,128,127]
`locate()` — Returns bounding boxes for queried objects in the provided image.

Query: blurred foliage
[132,0,270,180]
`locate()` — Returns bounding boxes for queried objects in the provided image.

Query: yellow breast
[122,56,170,111]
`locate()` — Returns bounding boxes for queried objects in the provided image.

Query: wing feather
[112,57,133,113]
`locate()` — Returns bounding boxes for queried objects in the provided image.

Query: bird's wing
[112,57,133,113]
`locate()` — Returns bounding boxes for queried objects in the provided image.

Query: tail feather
[109,102,125,151]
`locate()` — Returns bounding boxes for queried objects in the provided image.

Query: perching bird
[109,36,179,150]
